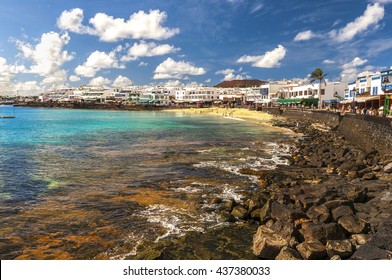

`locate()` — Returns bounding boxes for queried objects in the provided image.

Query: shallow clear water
[0,106,290,259]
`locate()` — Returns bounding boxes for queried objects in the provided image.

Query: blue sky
[1,0,392,93]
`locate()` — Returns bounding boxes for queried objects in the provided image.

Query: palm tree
[309,68,328,109]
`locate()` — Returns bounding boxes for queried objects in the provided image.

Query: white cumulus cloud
[153,58,206,80]
[112,75,133,87]
[75,50,124,78]
[16,32,73,79]
[57,8,93,34]
[0,57,25,77]
[69,75,81,82]
[215,68,250,81]
[42,70,68,86]
[0,57,27,94]
[237,45,286,68]
[121,41,180,61]
[330,3,384,42]
[294,30,316,41]
[58,9,180,42]
[371,0,392,4]
[89,76,112,87]
[340,57,368,81]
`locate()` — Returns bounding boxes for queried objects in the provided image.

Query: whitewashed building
[175,87,219,104]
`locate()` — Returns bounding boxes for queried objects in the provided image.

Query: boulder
[288,188,304,200]
[348,171,358,179]
[302,223,346,243]
[383,162,392,173]
[275,246,303,260]
[362,173,376,180]
[331,205,354,221]
[231,206,248,220]
[323,199,352,210]
[259,200,272,224]
[270,202,291,220]
[253,225,288,259]
[338,215,368,234]
[247,194,265,212]
[270,220,301,242]
[296,240,327,260]
[326,239,353,258]
[217,211,235,223]
[351,234,371,246]
[306,205,331,223]
[351,244,391,260]
[219,199,236,211]
[346,188,367,203]
[249,208,262,220]
[295,194,324,211]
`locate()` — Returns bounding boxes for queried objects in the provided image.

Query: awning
[255,99,271,104]
[323,99,340,103]
[276,98,302,104]
[354,95,380,103]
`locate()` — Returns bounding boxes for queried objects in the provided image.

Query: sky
[1,0,392,94]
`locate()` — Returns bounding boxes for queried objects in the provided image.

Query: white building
[139,87,175,106]
[175,87,219,104]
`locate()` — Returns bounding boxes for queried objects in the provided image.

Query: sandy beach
[166,107,297,135]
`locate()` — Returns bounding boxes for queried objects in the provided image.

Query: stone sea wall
[266,108,392,157]
[338,114,392,156]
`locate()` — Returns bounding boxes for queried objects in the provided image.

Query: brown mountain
[214,79,267,88]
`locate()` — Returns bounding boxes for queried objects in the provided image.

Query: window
[321,89,325,95]
[372,87,378,95]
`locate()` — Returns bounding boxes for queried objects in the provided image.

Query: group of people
[340,105,386,116]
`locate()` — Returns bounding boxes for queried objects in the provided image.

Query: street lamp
[352,87,356,113]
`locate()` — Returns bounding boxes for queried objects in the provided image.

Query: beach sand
[166,107,297,135]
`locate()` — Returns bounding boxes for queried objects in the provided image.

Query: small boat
[1,116,15,119]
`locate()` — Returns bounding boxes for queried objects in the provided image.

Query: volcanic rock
[296,240,327,260]
[338,215,368,234]
[253,225,288,259]
[326,239,353,258]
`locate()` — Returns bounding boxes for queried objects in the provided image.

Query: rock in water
[231,206,248,220]
[253,225,288,259]
[259,200,272,223]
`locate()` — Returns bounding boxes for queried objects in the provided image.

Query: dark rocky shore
[130,115,392,260]
[247,118,392,260]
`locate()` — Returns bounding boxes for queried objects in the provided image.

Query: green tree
[310,68,328,109]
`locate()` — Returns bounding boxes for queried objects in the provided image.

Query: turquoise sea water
[0,106,290,259]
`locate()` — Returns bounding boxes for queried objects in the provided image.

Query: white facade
[370,76,382,95]
[176,87,219,103]
[288,82,347,101]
